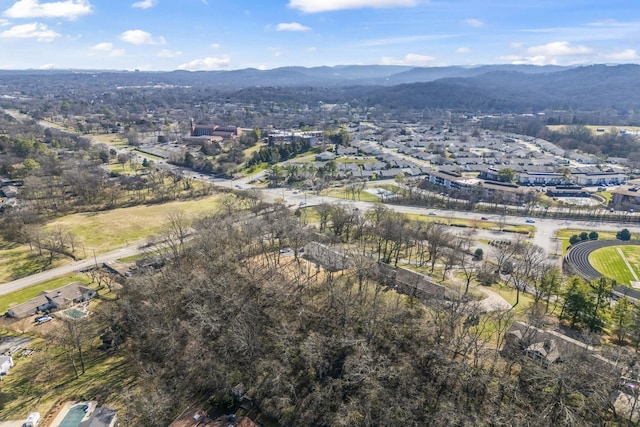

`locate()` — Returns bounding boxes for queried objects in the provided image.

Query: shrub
[617,228,632,241]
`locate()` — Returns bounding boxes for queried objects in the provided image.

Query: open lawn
[589,245,640,286]
[487,282,536,314]
[90,133,128,147]
[405,214,534,235]
[243,142,266,157]
[106,161,141,175]
[46,195,223,253]
[319,187,381,203]
[0,239,69,283]
[547,125,640,134]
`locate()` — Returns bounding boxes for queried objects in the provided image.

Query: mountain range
[1,64,640,113]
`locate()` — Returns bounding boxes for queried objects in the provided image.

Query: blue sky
[0,0,639,70]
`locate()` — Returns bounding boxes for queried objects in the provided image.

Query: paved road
[252,187,640,256]
[4,110,640,296]
[0,241,145,296]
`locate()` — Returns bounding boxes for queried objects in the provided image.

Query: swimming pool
[63,308,87,319]
[57,404,87,427]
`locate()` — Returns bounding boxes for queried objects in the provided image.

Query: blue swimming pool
[57,405,87,427]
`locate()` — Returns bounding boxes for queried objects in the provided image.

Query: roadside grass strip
[589,245,640,286]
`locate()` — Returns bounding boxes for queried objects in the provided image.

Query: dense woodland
[107,205,639,426]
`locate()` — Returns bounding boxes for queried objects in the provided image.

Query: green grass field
[46,195,223,253]
[589,245,640,285]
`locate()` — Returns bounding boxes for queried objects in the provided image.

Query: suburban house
[79,406,118,427]
[0,355,13,375]
[7,282,96,319]
[526,339,562,366]
[0,185,18,198]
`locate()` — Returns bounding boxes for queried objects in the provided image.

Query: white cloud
[288,0,417,13]
[90,42,112,52]
[210,43,220,49]
[306,46,317,52]
[502,41,593,65]
[510,42,523,49]
[120,29,165,45]
[0,22,60,42]
[602,49,640,61]
[527,41,591,56]
[38,63,55,69]
[268,47,283,57]
[131,0,157,9]
[90,42,125,56]
[465,18,484,28]
[3,0,92,20]
[157,48,182,58]
[0,19,10,26]
[456,47,471,54]
[381,53,435,66]
[276,22,311,32]
[177,56,230,71]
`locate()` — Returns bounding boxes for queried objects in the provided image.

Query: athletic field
[589,245,640,285]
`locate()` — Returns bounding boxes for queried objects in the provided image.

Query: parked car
[35,315,53,324]
[481,217,488,220]
[525,219,536,223]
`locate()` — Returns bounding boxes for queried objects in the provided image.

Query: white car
[35,315,53,324]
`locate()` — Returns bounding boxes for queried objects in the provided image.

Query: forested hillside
[112,207,625,427]
[3,64,640,116]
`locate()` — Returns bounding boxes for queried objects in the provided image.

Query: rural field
[547,124,640,134]
[589,245,640,286]
[45,194,224,253]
